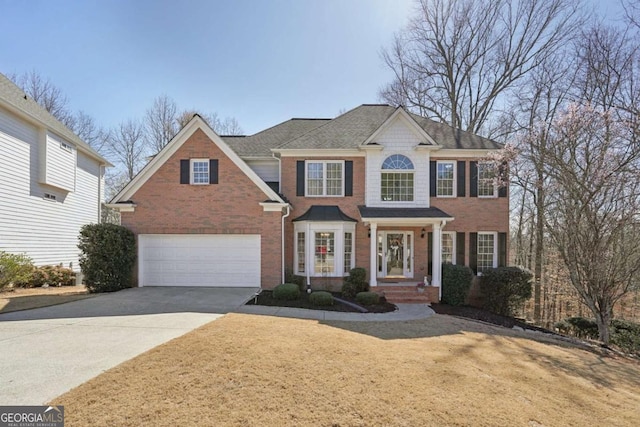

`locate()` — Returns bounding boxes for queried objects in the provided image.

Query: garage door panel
[139,234,260,287]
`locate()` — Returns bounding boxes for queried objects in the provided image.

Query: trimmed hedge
[441,263,473,306]
[273,283,300,301]
[309,291,334,306]
[342,267,368,298]
[0,251,33,289]
[356,291,380,306]
[78,223,136,293]
[480,266,533,316]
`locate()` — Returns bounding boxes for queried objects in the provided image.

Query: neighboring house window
[191,159,210,185]
[344,232,353,273]
[296,232,305,274]
[437,161,455,197]
[294,222,355,277]
[477,232,497,273]
[381,154,414,202]
[306,161,343,196]
[315,232,335,274]
[59,141,73,152]
[478,162,496,197]
[442,232,455,264]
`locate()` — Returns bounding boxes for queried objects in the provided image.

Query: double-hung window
[381,154,414,202]
[294,222,355,277]
[306,161,344,196]
[191,159,210,185]
[477,162,496,197]
[442,232,456,264]
[437,161,455,197]
[477,232,497,273]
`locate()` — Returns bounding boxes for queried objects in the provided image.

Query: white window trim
[442,231,456,264]
[477,162,497,198]
[380,171,415,202]
[477,231,498,275]
[305,160,345,197]
[59,141,73,152]
[293,221,355,277]
[190,158,210,185]
[436,161,456,198]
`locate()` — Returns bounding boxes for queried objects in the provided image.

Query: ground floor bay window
[294,222,356,278]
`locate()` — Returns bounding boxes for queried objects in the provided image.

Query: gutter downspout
[281,205,290,283]
[439,219,448,301]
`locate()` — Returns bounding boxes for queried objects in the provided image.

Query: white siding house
[0,73,111,271]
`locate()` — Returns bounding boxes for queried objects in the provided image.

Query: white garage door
[139,234,260,287]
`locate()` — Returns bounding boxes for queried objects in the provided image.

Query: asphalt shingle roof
[292,205,357,222]
[223,118,330,157]
[223,104,501,156]
[358,206,453,219]
[0,73,111,165]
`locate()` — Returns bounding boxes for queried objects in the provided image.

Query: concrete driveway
[0,287,257,405]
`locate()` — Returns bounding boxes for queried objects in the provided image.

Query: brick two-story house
[109,105,508,302]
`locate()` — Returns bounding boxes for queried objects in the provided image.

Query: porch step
[373,285,439,304]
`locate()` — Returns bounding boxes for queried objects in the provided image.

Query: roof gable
[363,107,438,147]
[111,115,285,204]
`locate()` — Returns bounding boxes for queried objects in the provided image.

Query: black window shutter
[209,159,218,184]
[498,162,508,197]
[345,161,353,196]
[470,161,478,197]
[498,232,507,267]
[457,161,466,197]
[180,159,189,184]
[427,232,433,276]
[430,161,437,197]
[456,232,465,266]
[296,161,305,196]
[469,232,478,274]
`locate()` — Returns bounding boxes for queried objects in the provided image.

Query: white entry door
[377,231,414,278]
[138,234,260,287]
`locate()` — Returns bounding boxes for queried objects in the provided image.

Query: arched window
[381,155,415,201]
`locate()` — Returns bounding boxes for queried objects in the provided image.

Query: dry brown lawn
[0,286,92,313]
[52,313,640,427]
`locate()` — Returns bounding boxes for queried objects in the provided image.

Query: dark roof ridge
[291,118,331,121]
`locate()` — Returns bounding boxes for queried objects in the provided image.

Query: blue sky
[0,0,625,135]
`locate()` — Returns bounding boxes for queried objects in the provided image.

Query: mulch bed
[431,303,555,334]
[247,290,396,313]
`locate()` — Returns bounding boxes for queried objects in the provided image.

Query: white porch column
[369,223,377,287]
[431,222,442,297]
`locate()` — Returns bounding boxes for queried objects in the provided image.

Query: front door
[377,231,414,278]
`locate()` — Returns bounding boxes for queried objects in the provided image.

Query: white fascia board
[105,203,136,212]
[259,202,289,212]
[361,217,455,226]
[362,107,438,146]
[111,116,286,204]
[273,149,365,157]
[431,149,495,158]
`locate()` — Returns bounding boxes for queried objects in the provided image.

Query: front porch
[359,206,454,303]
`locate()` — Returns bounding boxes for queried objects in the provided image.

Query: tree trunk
[594,310,611,345]
[533,183,545,323]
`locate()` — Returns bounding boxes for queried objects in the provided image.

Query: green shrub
[356,291,380,306]
[273,283,300,301]
[0,252,34,290]
[342,267,368,298]
[564,317,599,339]
[284,269,305,290]
[78,223,136,293]
[480,266,533,316]
[30,265,75,287]
[309,291,334,306]
[441,263,473,306]
[610,319,640,355]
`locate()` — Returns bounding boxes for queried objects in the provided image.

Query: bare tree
[176,110,244,135]
[9,70,75,127]
[380,0,585,136]
[145,95,179,154]
[107,119,147,180]
[544,104,640,344]
[72,111,110,154]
